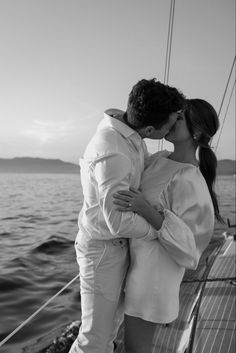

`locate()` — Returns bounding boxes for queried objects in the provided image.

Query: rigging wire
[159,0,176,151]
[164,0,176,84]
[214,79,236,152]
[211,55,235,147]
[0,273,80,348]
[217,56,236,119]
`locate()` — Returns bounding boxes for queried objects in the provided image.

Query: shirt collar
[98,110,142,142]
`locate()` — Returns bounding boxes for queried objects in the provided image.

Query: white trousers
[69,232,129,353]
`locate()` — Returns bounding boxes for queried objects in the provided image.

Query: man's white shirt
[77,111,157,241]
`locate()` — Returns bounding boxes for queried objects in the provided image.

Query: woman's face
[165,112,193,144]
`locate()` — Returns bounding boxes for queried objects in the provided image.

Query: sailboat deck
[192,239,235,353]
[27,236,234,353]
[115,237,235,353]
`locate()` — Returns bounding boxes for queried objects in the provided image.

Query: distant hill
[0,157,80,174]
[0,157,235,175]
[217,159,235,175]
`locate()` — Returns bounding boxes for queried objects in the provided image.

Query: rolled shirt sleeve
[94,153,157,240]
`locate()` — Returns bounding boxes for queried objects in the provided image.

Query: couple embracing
[69,78,222,353]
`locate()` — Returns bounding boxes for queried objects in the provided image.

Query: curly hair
[126,78,185,128]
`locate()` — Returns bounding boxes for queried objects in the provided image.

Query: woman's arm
[113,187,164,231]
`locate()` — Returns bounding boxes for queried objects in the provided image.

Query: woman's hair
[126,78,185,129]
[185,99,224,223]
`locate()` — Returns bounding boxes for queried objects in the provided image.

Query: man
[69,78,185,353]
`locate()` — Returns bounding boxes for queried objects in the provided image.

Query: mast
[164,0,176,85]
[159,0,176,151]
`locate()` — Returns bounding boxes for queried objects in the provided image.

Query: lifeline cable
[0,273,80,348]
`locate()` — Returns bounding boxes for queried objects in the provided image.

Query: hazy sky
[0,0,235,163]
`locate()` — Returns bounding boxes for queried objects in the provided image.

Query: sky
[0,0,235,163]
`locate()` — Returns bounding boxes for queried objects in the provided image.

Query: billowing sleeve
[157,166,215,269]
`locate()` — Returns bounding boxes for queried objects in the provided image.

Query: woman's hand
[113,187,150,216]
[113,187,165,230]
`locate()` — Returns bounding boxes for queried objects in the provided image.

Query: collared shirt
[77,110,157,241]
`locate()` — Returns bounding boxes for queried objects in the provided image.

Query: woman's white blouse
[125,151,215,323]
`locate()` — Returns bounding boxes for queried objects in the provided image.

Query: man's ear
[144,126,155,137]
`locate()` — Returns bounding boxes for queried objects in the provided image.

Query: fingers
[113,192,132,202]
[114,207,130,212]
[113,198,132,212]
[129,187,140,193]
[113,199,130,207]
[114,190,134,197]
[113,189,139,212]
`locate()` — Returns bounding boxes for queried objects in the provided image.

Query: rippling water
[0,174,82,353]
[0,173,235,353]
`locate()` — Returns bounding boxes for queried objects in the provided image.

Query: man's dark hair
[126,78,185,129]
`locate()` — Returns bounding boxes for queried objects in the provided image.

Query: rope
[183,276,236,283]
[0,273,80,348]
[214,79,236,152]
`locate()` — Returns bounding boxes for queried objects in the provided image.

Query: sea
[0,173,235,353]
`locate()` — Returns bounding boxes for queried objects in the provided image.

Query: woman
[113,99,223,353]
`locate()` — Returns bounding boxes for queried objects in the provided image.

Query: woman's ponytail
[198,146,224,223]
[186,99,224,223]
